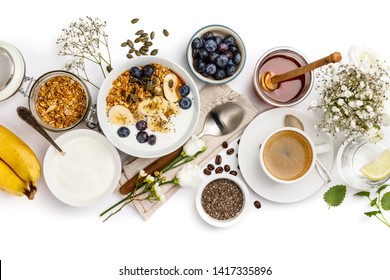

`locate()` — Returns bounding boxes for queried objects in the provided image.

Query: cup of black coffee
[259,127,329,184]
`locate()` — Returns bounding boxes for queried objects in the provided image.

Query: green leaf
[377,184,389,194]
[364,211,381,217]
[354,191,370,198]
[324,185,347,208]
[370,198,377,207]
[380,192,390,211]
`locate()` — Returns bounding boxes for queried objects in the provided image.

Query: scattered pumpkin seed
[132,87,137,95]
[152,77,159,85]
[130,94,139,103]
[141,33,148,38]
[128,48,135,53]
[141,76,151,82]
[144,81,152,91]
[126,94,131,103]
[126,53,133,59]
[127,40,134,48]
[135,50,141,56]
[140,49,147,55]
[151,49,158,56]
[163,29,169,37]
[121,42,128,47]
[168,79,173,88]
[150,31,155,40]
[135,30,144,36]
[130,77,138,83]
[131,18,139,24]
[144,41,153,47]
[134,37,142,43]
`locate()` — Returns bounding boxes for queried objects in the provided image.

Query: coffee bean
[207,164,215,171]
[215,155,222,165]
[226,148,234,155]
[215,166,223,174]
[254,200,261,209]
[229,170,238,176]
[222,141,228,148]
[224,164,230,172]
[203,168,211,175]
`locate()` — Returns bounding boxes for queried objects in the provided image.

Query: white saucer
[238,107,334,203]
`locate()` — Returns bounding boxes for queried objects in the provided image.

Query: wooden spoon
[260,52,342,92]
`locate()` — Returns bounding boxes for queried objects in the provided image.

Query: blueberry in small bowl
[186,25,246,84]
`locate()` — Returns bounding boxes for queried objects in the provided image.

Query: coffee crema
[262,130,313,181]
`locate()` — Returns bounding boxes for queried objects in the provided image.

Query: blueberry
[193,58,206,73]
[201,71,211,77]
[224,50,233,59]
[216,54,229,68]
[214,69,226,80]
[205,63,217,75]
[192,48,200,58]
[130,67,142,79]
[233,52,241,65]
[191,37,203,49]
[142,64,154,77]
[204,40,217,52]
[226,64,237,77]
[217,43,229,53]
[214,36,223,45]
[179,97,192,109]
[229,45,239,53]
[136,120,147,131]
[202,31,214,40]
[136,131,149,143]
[208,52,219,63]
[148,134,157,145]
[179,85,190,97]
[117,127,130,138]
[198,48,209,60]
[223,35,235,46]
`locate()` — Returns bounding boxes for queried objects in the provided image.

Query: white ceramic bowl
[97,56,200,158]
[43,129,121,207]
[196,174,250,227]
[186,24,246,84]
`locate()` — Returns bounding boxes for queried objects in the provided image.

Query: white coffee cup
[259,127,330,184]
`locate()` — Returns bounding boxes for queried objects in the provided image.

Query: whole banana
[0,124,40,199]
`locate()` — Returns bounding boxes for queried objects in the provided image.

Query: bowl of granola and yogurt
[97,57,200,158]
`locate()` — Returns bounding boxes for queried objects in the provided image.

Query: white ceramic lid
[0,40,25,101]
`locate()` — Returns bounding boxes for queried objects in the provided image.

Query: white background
[1,0,389,279]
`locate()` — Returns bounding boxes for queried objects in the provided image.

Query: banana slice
[108,105,134,125]
[165,102,180,118]
[138,96,168,116]
[163,73,181,102]
[148,115,170,133]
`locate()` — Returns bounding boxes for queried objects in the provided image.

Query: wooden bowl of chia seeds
[196,174,250,227]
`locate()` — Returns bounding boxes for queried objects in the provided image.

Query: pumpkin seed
[135,30,144,36]
[130,77,138,83]
[121,42,128,47]
[152,77,159,85]
[132,87,137,95]
[141,37,149,43]
[126,53,133,59]
[144,41,153,47]
[131,18,139,24]
[150,31,155,40]
[130,94,139,103]
[135,50,141,56]
[128,48,135,53]
[140,46,149,52]
[126,94,131,103]
[141,76,151,82]
[168,79,173,88]
[127,40,134,48]
[163,29,169,37]
[139,49,147,55]
[151,49,158,56]
[144,81,152,91]
[134,37,142,43]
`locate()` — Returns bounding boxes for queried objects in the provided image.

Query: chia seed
[201,179,244,221]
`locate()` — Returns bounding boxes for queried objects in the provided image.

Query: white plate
[43,129,121,207]
[196,174,250,227]
[238,108,334,203]
[97,57,200,158]
[0,40,25,101]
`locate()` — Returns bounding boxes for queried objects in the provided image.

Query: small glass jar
[337,136,390,190]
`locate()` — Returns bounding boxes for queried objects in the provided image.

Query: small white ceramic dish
[97,56,200,158]
[186,24,246,84]
[43,129,121,207]
[196,174,250,228]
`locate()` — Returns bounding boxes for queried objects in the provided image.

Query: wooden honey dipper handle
[271,52,342,85]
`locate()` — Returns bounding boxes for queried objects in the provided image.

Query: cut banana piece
[163,73,181,102]
[108,105,134,125]
[148,115,171,133]
[138,96,168,116]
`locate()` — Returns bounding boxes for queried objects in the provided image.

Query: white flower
[152,183,165,201]
[139,169,147,177]
[310,100,317,107]
[348,44,378,73]
[183,135,206,157]
[175,164,202,188]
[144,175,154,184]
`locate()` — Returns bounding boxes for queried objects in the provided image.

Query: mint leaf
[354,191,370,198]
[377,184,389,194]
[380,192,390,211]
[364,211,381,217]
[324,185,347,208]
[370,198,377,207]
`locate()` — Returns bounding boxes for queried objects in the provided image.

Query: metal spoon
[17,106,65,155]
[284,114,332,183]
[198,102,245,137]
